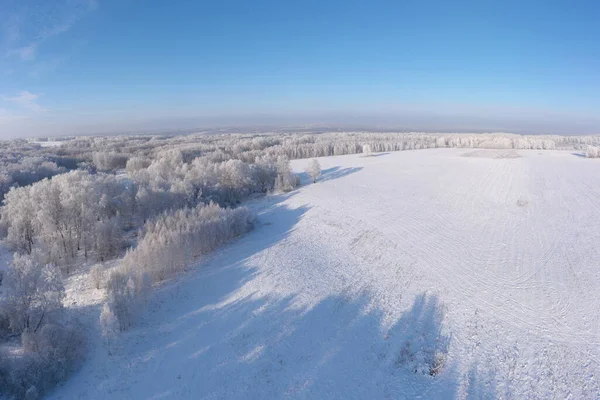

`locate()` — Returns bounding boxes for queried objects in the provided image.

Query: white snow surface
[51,149,600,399]
[27,140,65,147]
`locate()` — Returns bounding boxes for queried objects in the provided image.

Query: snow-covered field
[51,148,600,399]
[27,140,65,147]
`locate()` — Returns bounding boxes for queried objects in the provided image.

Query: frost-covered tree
[31,179,76,266]
[105,271,141,331]
[1,254,65,335]
[120,202,253,284]
[252,156,278,192]
[104,202,253,330]
[99,303,119,352]
[89,264,104,290]
[219,159,252,204]
[274,156,297,192]
[92,151,128,171]
[306,159,321,183]
[1,322,85,399]
[1,170,133,267]
[1,186,36,254]
[100,303,119,337]
[93,219,122,262]
[125,156,151,173]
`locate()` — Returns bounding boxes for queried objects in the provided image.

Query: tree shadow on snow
[369,152,390,157]
[571,152,587,158]
[463,365,499,400]
[58,197,498,399]
[297,167,363,186]
[90,290,495,399]
[319,166,363,182]
[295,171,313,186]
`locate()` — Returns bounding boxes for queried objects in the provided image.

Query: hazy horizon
[6,111,600,140]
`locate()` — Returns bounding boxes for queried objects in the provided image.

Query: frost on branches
[306,159,322,183]
[107,202,253,329]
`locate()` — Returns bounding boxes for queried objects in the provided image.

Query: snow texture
[50,149,600,399]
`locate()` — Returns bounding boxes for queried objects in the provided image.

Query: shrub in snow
[586,146,600,158]
[394,297,450,377]
[306,159,321,183]
[396,333,449,377]
[516,197,529,207]
[362,144,373,157]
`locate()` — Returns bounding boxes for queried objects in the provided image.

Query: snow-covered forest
[1,131,600,399]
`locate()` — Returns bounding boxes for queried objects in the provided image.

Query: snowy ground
[27,140,65,147]
[51,149,600,399]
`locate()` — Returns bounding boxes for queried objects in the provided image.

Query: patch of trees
[0,140,87,203]
[1,171,134,269]
[0,171,258,397]
[0,154,294,268]
[104,202,253,330]
[92,151,129,171]
[3,132,600,209]
[0,255,84,399]
[128,152,297,214]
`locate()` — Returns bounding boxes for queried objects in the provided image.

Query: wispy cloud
[3,91,45,112]
[2,0,97,61]
[2,13,21,46]
[29,55,69,78]
[8,44,36,61]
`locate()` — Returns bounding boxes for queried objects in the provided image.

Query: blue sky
[1,0,600,137]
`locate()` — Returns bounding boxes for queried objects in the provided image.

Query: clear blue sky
[1,0,600,137]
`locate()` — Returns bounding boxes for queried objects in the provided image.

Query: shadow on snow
[319,166,363,182]
[59,194,498,399]
[368,152,391,157]
[297,166,363,185]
